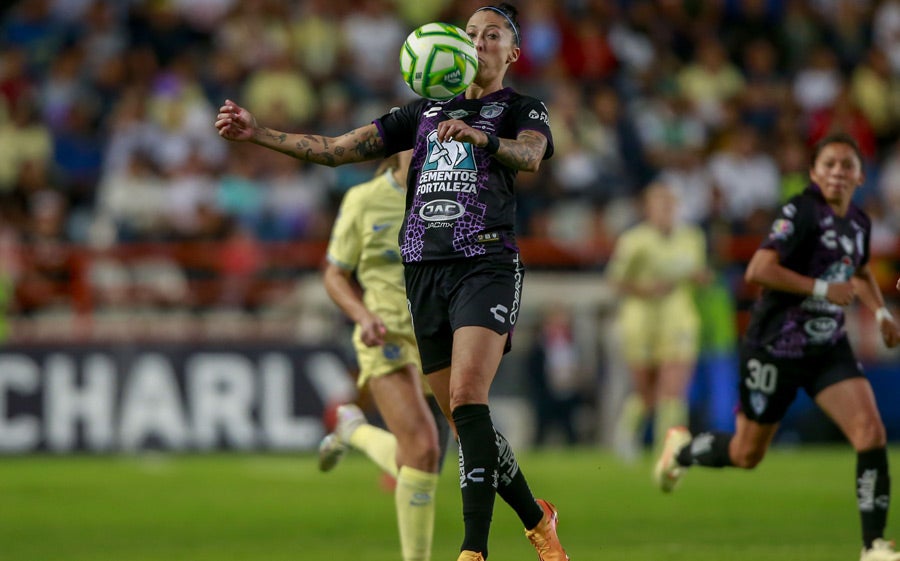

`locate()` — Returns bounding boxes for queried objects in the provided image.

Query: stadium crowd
[2,0,900,316]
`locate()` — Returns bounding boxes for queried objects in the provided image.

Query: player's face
[809,143,864,207]
[466,11,520,85]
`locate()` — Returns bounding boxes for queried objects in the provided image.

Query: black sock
[495,431,544,530]
[453,404,498,557]
[858,447,891,549]
[676,431,734,468]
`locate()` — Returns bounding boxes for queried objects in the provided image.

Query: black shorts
[404,253,524,374]
[738,338,864,424]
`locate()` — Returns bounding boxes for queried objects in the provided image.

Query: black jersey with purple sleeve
[743,184,871,358]
[373,88,553,263]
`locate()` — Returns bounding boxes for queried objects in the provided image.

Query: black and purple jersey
[373,88,553,263]
[744,184,871,358]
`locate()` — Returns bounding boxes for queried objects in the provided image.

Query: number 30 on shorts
[745,358,778,393]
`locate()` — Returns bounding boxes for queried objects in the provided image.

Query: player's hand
[879,315,900,348]
[436,119,483,146]
[825,281,855,306]
[215,99,257,142]
[896,276,900,291]
[358,312,387,347]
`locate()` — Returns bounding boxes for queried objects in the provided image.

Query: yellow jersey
[327,168,415,340]
[606,222,707,364]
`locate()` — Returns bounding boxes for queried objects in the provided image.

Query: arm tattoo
[255,126,383,167]
[494,130,547,172]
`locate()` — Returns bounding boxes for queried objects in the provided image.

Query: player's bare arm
[435,120,546,172]
[215,99,384,166]
[322,262,386,347]
[745,248,855,305]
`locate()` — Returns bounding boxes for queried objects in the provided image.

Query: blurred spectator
[526,304,584,447]
[677,35,745,128]
[707,124,780,233]
[792,43,842,114]
[850,47,900,152]
[874,0,900,74]
[655,147,715,226]
[339,0,407,99]
[0,95,52,191]
[95,151,168,242]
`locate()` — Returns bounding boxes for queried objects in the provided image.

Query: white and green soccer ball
[400,22,478,101]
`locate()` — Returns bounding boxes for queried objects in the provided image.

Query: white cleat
[653,426,692,493]
[861,539,900,561]
[317,433,346,472]
[317,404,366,473]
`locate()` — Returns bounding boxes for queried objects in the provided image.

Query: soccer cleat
[317,433,346,472]
[861,539,900,561]
[653,426,692,493]
[525,499,570,561]
[317,404,366,473]
[456,551,485,561]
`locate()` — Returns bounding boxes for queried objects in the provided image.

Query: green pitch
[1,447,897,561]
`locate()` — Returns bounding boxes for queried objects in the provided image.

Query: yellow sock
[654,398,688,452]
[613,393,648,460]
[349,424,399,478]
[395,466,439,561]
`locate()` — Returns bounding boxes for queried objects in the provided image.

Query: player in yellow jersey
[607,181,709,462]
[317,150,450,561]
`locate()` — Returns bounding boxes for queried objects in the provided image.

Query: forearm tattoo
[494,130,547,171]
[255,126,384,166]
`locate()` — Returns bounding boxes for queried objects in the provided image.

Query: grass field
[2,447,898,561]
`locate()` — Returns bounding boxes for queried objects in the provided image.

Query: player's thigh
[617,304,654,366]
[368,363,438,445]
[448,325,507,408]
[815,377,886,450]
[655,305,700,367]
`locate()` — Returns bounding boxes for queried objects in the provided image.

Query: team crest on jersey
[480,104,504,119]
[423,130,476,171]
[769,218,794,240]
[750,391,767,416]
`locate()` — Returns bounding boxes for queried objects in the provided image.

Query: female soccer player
[317,149,451,561]
[607,182,708,462]
[654,133,900,561]
[215,4,568,561]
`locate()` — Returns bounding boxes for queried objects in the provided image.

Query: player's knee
[849,421,887,451]
[732,447,766,469]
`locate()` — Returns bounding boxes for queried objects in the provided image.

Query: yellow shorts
[617,300,700,366]
[352,327,431,394]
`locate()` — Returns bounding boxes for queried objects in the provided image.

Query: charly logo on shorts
[423,130,476,172]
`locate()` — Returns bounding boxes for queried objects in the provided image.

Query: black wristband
[483,134,500,154]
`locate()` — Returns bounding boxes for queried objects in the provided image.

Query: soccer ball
[400,22,478,101]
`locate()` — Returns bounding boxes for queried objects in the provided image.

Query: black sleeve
[507,96,554,160]
[759,196,815,262]
[373,98,429,156]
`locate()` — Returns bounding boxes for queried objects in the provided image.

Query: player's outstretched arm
[215,99,385,166]
[745,248,855,305]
